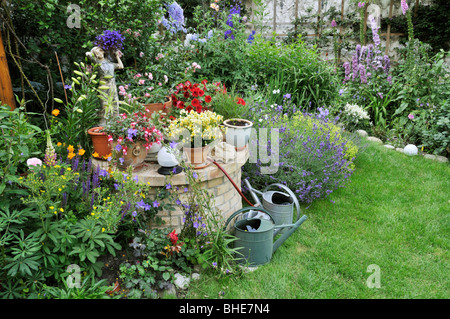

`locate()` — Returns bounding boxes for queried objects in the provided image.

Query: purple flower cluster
[247,30,256,44]
[94,30,125,52]
[224,5,241,40]
[343,41,391,85]
[368,15,380,47]
[161,1,187,34]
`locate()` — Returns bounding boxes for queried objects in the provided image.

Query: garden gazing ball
[157,147,179,167]
[403,144,418,156]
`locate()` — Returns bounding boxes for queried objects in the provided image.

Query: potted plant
[118,69,172,117]
[166,109,223,168]
[213,93,252,150]
[103,109,164,170]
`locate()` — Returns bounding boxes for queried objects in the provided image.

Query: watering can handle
[244,179,262,206]
[223,206,275,231]
[264,183,301,222]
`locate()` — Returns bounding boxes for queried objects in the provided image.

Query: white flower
[27,157,42,167]
[272,89,280,94]
[343,103,370,121]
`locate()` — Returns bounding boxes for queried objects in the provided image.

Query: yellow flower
[67,152,76,160]
[58,188,62,192]
[78,148,86,156]
[57,142,62,147]
[59,208,64,212]
[67,167,71,171]
[49,206,54,210]
[91,212,95,216]
[92,151,100,158]
[67,145,74,153]
[102,228,105,232]
[52,109,60,117]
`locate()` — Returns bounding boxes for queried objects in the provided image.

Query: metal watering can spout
[272,215,308,253]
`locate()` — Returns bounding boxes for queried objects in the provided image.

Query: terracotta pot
[88,126,111,159]
[113,141,148,170]
[144,97,172,117]
[184,145,209,166]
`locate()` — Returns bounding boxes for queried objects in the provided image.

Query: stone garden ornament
[86,46,124,126]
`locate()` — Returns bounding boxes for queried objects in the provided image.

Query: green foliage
[0,103,42,206]
[41,276,117,299]
[247,34,339,110]
[211,88,248,120]
[119,227,192,299]
[50,60,102,154]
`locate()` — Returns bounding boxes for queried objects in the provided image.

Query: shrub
[247,35,339,110]
[243,100,359,206]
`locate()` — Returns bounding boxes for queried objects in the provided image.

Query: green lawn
[185,142,450,299]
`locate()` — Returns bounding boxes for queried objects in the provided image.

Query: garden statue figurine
[86,46,124,126]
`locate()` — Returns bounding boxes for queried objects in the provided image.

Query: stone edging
[355,130,449,163]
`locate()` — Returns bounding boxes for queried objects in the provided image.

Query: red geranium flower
[196,105,202,113]
[183,91,190,99]
[205,95,212,103]
[191,98,201,107]
[191,87,199,97]
[176,101,185,109]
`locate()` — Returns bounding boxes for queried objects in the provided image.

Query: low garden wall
[93,147,249,232]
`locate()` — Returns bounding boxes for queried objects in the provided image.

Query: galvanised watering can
[224,207,307,266]
[244,180,301,236]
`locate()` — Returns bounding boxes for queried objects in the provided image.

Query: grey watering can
[224,206,307,266]
[244,179,301,236]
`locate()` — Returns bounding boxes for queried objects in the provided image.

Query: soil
[226,119,250,127]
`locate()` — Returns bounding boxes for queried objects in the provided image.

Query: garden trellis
[245,0,430,62]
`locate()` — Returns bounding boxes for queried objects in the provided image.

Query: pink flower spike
[401,0,408,15]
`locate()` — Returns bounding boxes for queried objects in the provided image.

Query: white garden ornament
[403,144,418,156]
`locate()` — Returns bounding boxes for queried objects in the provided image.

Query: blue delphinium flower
[162,1,187,34]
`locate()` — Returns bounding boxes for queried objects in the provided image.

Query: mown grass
[185,142,449,299]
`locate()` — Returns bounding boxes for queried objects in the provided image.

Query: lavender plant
[243,100,359,206]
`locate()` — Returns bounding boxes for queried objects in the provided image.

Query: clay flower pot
[183,145,209,168]
[144,97,173,117]
[113,141,148,170]
[88,126,111,159]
